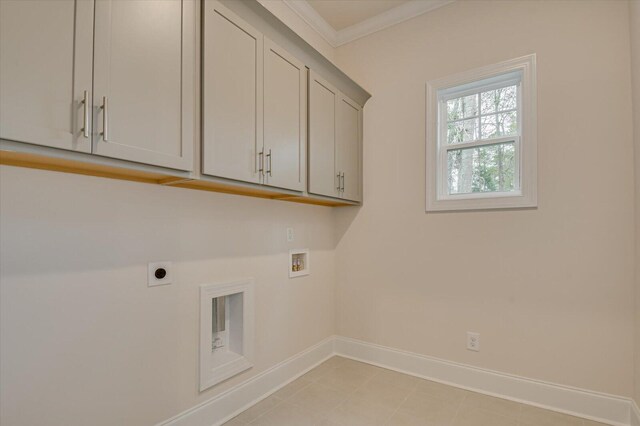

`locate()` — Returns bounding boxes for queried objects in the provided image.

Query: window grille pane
[447,94,478,121]
[480,85,517,114]
[447,118,478,144]
[447,141,516,194]
[447,98,462,121]
[480,111,517,139]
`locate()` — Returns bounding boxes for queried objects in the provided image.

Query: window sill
[426,192,537,212]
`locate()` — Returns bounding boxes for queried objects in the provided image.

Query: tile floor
[224,356,609,426]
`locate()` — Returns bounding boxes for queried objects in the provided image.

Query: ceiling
[306,0,410,31]
[283,0,455,47]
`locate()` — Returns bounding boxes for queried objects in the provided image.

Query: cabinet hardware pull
[81,90,89,138]
[336,172,341,191]
[341,172,345,192]
[266,149,272,176]
[258,150,264,175]
[100,96,109,141]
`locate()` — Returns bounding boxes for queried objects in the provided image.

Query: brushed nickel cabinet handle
[336,172,341,191]
[258,150,264,175]
[100,96,109,141]
[266,148,272,176]
[81,90,89,138]
[341,172,345,192]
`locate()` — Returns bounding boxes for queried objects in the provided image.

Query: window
[426,55,537,211]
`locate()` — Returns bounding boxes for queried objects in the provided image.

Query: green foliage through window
[443,84,519,194]
[447,142,516,194]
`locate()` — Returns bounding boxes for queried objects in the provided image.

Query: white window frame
[426,54,537,212]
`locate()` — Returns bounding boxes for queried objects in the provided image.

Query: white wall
[631,0,640,408]
[0,166,336,425]
[0,3,342,425]
[334,0,635,397]
[1,1,638,425]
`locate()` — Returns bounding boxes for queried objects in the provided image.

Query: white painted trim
[335,0,455,46]
[283,0,454,47]
[631,400,640,426]
[334,336,633,426]
[426,54,538,212]
[282,0,338,46]
[158,335,636,426]
[157,336,334,426]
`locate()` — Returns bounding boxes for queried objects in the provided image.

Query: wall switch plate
[148,261,172,287]
[467,332,480,352]
[286,227,295,242]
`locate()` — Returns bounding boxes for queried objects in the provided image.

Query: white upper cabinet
[0,0,94,153]
[92,0,194,171]
[203,0,263,184]
[263,38,307,192]
[203,2,307,192]
[336,94,362,202]
[308,71,362,202]
[308,71,339,198]
[0,0,366,205]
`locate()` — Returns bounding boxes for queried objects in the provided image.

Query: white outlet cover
[467,332,480,352]
[148,261,172,287]
[286,227,295,242]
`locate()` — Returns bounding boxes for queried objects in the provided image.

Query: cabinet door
[263,38,306,192]
[202,0,263,184]
[92,0,194,171]
[336,94,362,202]
[0,0,93,152]
[308,71,339,198]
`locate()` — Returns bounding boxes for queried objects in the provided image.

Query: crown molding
[282,0,339,46]
[283,0,454,47]
[336,0,454,45]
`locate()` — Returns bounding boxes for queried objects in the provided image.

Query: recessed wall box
[148,261,172,286]
[200,279,254,391]
[289,249,310,278]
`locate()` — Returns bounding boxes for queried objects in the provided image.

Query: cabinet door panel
[337,94,362,202]
[263,39,306,192]
[92,0,194,171]
[203,0,263,184]
[0,0,93,152]
[308,72,338,198]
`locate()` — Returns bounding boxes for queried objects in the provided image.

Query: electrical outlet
[286,227,295,242]
[148,261,172,287]
[467,332,480,352]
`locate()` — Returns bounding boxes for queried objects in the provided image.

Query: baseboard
[157,336,334,426]
[631,400,640,426]
[334,336,632,426]
[157,335,635,426]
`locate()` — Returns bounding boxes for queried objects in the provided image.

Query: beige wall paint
[334,0,635,396]
[0,3,637,426]
[0,3,340,425]
[631,0,640,407]
[0,166,336,425]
